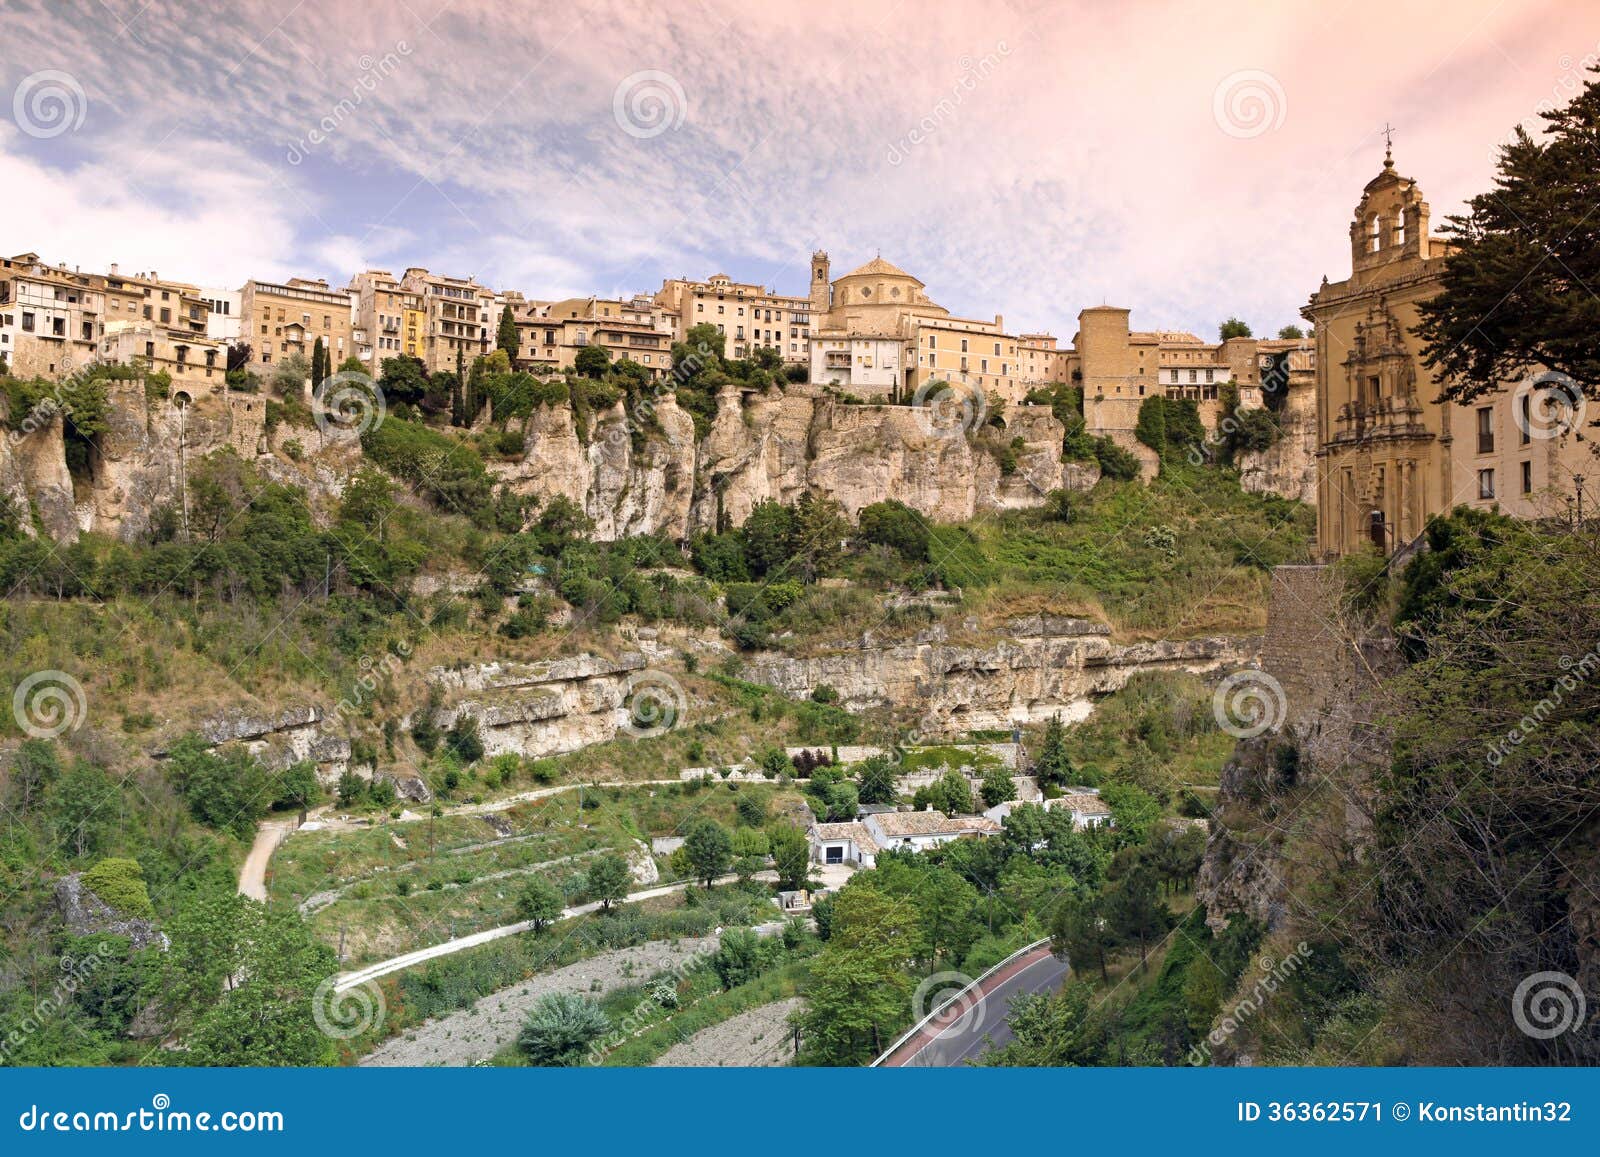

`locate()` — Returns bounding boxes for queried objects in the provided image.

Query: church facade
[1305,149,1594,558]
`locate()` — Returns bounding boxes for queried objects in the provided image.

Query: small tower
[810,250,831,316]
[1348,133,1430,282]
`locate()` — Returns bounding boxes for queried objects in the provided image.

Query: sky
[0,0,1595,340]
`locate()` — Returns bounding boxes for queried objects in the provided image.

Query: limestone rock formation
[744,617,1257,734]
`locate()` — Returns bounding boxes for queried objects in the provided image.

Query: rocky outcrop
[744,617,1257,734]
[1239,384,1318,504]
[0,410,78,540]
[1195,565,1401,931]
[494,387,1092,540]
[54,874,168,952]
[174,703,352,781]
[0,381,267,543]
[423,652,652,759]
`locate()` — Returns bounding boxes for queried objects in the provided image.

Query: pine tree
[1416,71,1600,400]
[1035,713,1075,789]
[497,303,520,362]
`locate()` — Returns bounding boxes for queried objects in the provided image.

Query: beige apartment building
[98,321,227,399]
[399,267,497,374]
[240,276,354,373]
[1306,149,1596,558]
[655,273,813,364]
[1066,307,1268,475]
[348,270,426,374]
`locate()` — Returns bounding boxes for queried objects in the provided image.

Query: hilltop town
[1,98,1596,1073]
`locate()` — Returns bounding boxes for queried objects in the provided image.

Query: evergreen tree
[1035,714,1076,789]
[311,337,327,387]
[497,303,520,361]
[1415,71,1600,401]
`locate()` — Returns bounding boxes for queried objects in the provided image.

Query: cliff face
[1195,565,1400,931]
[746,616,1258,734]
[1238,383,1318,504]
[0,384,266,543]
[497,387,1095,539]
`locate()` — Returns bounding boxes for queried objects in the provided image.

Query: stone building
[806,251,1040,402]
[240,276,355,372]
[0,253,104,380]
[1304,147,1595,558]
[397,267,497,374]
[655,272,813,364]
[1066,306,1267,476]
[347,270,425,374]
[503,294,676,380]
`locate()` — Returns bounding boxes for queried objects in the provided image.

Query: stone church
[1305,147,1595,558]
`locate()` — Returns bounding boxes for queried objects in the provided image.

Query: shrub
[517,992,610,1065]
[81,858,154,919]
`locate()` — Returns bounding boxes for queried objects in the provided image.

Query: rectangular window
[1519,395,1531,445]
[1521,460,1533,494]
[1477,407,1494,454]
[1478,469,1495,499]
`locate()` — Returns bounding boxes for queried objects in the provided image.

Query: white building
[200,287,241,344]
[861,809,1000,853]
[809,334,905,395]
[811,821,879,868]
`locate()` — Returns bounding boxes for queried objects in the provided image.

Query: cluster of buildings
[0,143,1588,556]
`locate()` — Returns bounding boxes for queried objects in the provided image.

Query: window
[1188,369,1197,383]
[1519,395,1531,445]
[1395,214,1406,247]
[1478,469,1495,499]
[21,312,34,332]
[1205,369,1214,382]
[1521,460,1533,494]
[159,308,171,324]
[1477,407,1494,454]
[1370,215,1382,252]
[960,338,968,352]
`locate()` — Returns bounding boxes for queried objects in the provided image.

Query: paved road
[878,945,1072,1067]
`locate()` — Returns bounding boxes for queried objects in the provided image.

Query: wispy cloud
[0,0,1590,334]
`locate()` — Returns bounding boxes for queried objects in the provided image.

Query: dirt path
[237,820,294,900]
[360,936,720,1067]
[331,871,774,993]
[651,997,802,1067]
